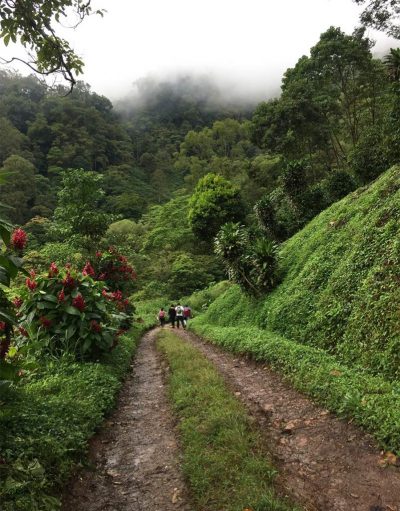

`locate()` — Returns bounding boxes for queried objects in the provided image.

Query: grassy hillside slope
[197,166,400,379]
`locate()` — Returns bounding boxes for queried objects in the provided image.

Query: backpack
[159,310,166,318]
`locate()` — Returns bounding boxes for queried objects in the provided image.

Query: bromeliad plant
[214,222,280,297]
[15,262,131,360]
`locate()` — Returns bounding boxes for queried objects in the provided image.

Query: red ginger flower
[39,316,51,328]
[90,320,102,333]
[13,297,23,308]
[72,294,86,312]
[96,251,102,258]
[62,272,75,289]
[111,290,123,301]
[48,262,59,277]
[18,326,29,337]
[26,277,37,291]
[57,289,65,302]
[102,289,109,299]
[0,322,6,331]
[82,261,95,277]
[11,228,27,250]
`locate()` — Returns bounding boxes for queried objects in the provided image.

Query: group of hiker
[157,304,192,328]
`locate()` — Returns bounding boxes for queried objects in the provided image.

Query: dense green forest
[2,26,400,300]
[2,16,400,509]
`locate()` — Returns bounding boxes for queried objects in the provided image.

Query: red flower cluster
[11,228,27,250]
[58,289,65,302]
[26,277,37,291]
[0,322,6,331]
[48,262,59,277]
[13,297,23,308]
[90,320,102,333]
[72,294,86,312]
[101,288,130,311]
[82,261,95,277]
[39,316,51,329]
[18,326,29,337]
[63,272,75,289]
[111,290,123,301]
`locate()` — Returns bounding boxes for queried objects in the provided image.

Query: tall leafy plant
[16,262,130,360]
[0,207,28,390]
[214,222,279,297]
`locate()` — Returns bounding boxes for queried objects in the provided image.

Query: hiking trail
[62,329,191,511]
[175,328,400,511]
[63,327,400,511]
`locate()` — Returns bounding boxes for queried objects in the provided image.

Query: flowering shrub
[1,226,28,354]
[16,262,131,360]
[0,222,28,395]
[93,247,137,294]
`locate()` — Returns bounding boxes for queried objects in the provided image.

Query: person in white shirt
[175,303,185,329]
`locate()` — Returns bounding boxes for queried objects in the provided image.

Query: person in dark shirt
[168,304,176,328]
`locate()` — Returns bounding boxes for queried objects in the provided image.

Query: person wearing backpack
[168,304,176,328]
[175,303,185,329]
[183,305,192,327]
[158,307,166,327]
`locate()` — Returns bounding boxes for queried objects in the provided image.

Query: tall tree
[52,168,111,248]
[188,173,245,241]
[354,0,400,38]
[0,155,36,224]
[0,0,103,89]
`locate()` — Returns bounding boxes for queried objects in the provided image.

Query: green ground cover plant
[157,330,299,511]
[0,323,149,511]
[203,166,400,380]
[187,167,400,453]
[190,322,400,453]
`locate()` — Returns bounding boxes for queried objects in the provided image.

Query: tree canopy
[0,0,103,88]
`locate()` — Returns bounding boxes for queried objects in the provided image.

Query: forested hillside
[2,3,400,509]
[2,26,400,300]
[194,166,400,379]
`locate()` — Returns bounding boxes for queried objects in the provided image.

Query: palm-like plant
[384,48,400,83]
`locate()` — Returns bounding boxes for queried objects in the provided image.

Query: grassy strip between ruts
[190,321,400,454]
[157,330,300,511]
[0,321,149,511]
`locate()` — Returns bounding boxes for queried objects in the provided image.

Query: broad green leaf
[65,306,81,316]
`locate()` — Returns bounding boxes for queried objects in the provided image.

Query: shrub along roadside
[190,321,400,454]
[0,322,148,511]
[157,330,299,511]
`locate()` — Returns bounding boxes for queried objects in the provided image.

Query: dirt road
[62,329,191,511]
[175,328,400,511]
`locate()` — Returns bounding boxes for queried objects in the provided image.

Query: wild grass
[157,330,299,511]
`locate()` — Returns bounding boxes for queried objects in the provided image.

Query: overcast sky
[1,0,398,100]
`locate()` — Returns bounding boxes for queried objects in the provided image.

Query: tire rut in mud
[62,329,191,511]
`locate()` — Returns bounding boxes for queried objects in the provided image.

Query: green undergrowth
[134,298,166,325]
[190,322,400,453]
[0,323,148,511]
[157,330,299,511]
[201,166,400,380]
[187,167,400,453]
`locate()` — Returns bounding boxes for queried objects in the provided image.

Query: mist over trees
[1,25,400,299]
